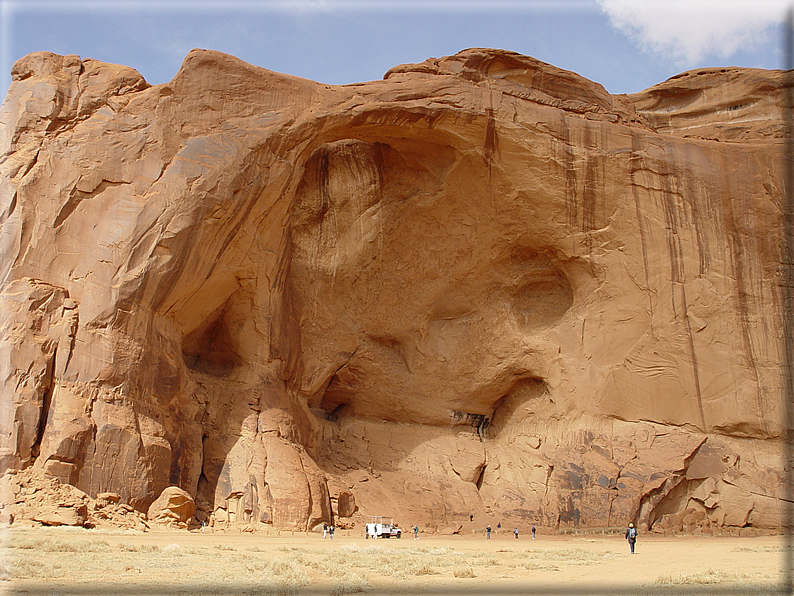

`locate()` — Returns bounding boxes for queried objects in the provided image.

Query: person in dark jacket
[625,522,638,554]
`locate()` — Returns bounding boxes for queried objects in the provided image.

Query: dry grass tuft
[641,568,782,595]
[551,548,620,563]
[119,542,160,552]
[329,573,369,595]
[520,560,560,572]
[654,568,773,586]
[403,561,439,575]
[163,543,182,555]
[9,551,65,580]
[453,566,476,578]
[11,535,110,552]
[732,545,789,553]
[0,560,10,582]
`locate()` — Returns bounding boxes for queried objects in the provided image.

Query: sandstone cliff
[0,48,786,533]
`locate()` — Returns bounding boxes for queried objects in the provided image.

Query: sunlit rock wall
[0,48,786,532]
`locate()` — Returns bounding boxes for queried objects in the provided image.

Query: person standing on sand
[413,525,419,540]
[329,525,335,540]
[531,525,536,539]
[486,525,491,539]
[625,522,637,554]
[513,527,519,539]
[323,522,328,539]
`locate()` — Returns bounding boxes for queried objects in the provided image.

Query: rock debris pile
[0,467,148,530]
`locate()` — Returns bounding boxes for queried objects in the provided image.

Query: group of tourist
[482,523,536,539]
[320,517,639,554]
[321,522,335,539]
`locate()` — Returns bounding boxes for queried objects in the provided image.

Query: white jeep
[366,516,402,539]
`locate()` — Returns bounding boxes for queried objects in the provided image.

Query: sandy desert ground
[0,524,786,595]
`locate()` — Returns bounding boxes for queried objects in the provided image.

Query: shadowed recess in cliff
[487,378,549,436]
[181,305,241,377]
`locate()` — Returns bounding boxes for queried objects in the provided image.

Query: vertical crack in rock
[629,134,654,316]
[657,152,707,430]
[559,119,579,231]
[582,155,598,239]
[474,463,486,490]
[484,107,498,174]
[29,343,57,462]
[680,283,707,430]
[0,192,17,226]
[721,157,768,430]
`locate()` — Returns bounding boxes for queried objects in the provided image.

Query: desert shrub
[424,553,467,569]
[267,559,307,578]
[250,560,311,595]
[11,536,109,553]
[654,569,772,586]
[118,542,159,552]
[162,543,183,556]
[9,552,63,579]
[552,548,619,563]
[520,561,560,572]
[642,568,781,596]
[9,535,48,550]
[256,578,309,596]
[732,545,788,553]
[427,547,458,556]
[340,543,359,553]
[329,573,368,595]
[305,556,349,578]
[472,557,500,567]
[403,561,438,576]
[453,566,476,578]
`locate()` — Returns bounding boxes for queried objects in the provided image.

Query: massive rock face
[0,48,786,532]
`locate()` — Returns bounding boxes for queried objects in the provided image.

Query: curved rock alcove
[0,48,786,533]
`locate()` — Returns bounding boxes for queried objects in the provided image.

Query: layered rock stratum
[0,48,787,533]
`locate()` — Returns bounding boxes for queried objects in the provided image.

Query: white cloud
[596,0,789,64]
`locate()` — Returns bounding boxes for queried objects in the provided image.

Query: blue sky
[0,0,787,101]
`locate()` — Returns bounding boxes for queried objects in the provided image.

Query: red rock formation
[0,467,147,529]
[0,48,786,533]
[147,486,196,527]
